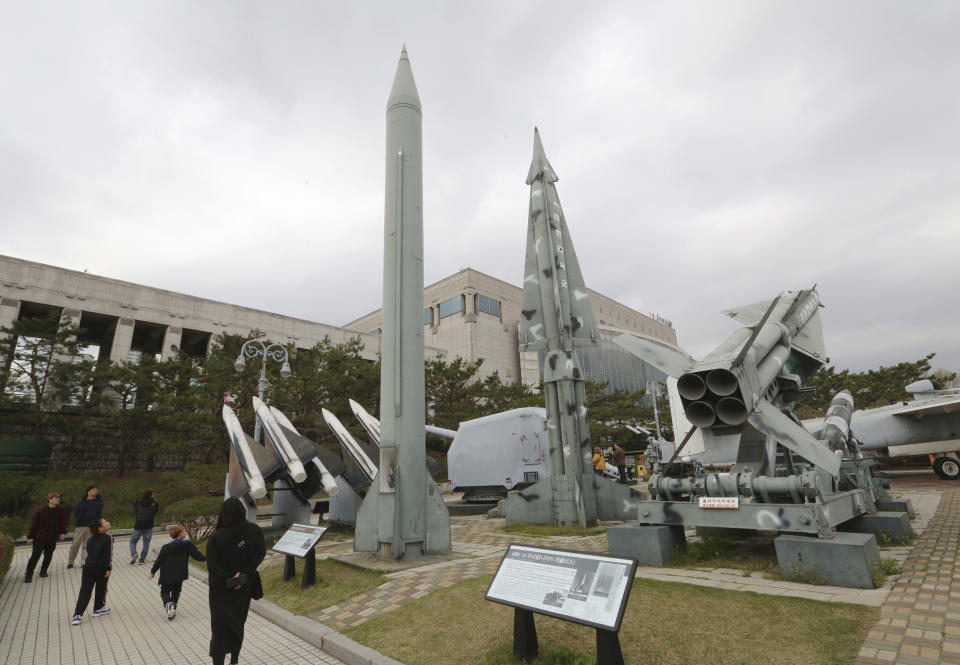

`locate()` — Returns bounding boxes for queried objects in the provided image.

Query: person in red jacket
[25,491,68,583]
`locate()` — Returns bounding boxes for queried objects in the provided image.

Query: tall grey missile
[354,47,450,560]
[503,129,603,527]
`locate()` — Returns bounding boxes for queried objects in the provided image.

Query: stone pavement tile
[0,536,348,665]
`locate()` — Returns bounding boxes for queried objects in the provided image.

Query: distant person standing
[592,448,605,477]
[130,489,159,565]
[24,491,68,582]
[67,486,103,569]
[70,517,113,626]
[613,444,628,484]
[149,524,206,620]
[207,497,266,665]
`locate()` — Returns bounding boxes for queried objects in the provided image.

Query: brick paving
[0,535,345,665]
[855,488,960,665]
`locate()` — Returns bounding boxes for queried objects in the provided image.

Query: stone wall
[0,409,227,475]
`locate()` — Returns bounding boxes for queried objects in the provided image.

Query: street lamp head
[280,360,292,379]
[234,354,246,373]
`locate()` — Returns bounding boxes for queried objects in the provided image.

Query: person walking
[149,524,206,620]
[70,517,113,626]
[130,489,159,565]
[67,486,103,569]
[24,491,68,582]
[206,497,266,665]
[592,447,605,477]
[613,443,628,484]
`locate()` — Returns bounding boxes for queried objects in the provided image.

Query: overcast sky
[1,1,958,375]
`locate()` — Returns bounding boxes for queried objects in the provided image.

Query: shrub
[0,515,26,539]
[164,496,224,543]
[0,473,38,516]
[0,533,13,584]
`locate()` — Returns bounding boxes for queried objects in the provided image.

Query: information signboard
[272,523,327,558]
[485,544,637,632]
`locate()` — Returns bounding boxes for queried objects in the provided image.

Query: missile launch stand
[608,442,910,588]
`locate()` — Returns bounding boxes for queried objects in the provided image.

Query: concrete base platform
[775,532,881,589]
[607,524,686,565]
[876,499,916,518]
[333,550,468,573]
[695,526,755,539]
[840,511,914,541]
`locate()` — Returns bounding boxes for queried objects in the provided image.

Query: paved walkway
[856,488,960,665]
[1,479,950,665]
[0,536,346,665]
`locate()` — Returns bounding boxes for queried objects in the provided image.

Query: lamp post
[646,380,662,440]
[234,338,292,442]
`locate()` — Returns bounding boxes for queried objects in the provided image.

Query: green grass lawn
[345,575,877,665]
[259,556,387,616]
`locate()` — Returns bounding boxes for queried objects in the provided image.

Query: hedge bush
[0,533,13,584]
[0,515,25,539]
[164,496,225,543]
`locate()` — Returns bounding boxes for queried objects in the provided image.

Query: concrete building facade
[346,268,681,392]
[1,256,679,401]
[0,255,393,382]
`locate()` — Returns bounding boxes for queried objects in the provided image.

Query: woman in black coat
[206,498,266,665]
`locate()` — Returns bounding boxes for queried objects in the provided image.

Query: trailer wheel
[933,457,960,480]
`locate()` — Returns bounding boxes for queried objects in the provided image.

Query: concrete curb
[187,564,406,665]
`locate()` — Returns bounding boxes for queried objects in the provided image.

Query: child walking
[149,524,206,620]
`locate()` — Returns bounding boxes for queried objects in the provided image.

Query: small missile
[252,396,307,483]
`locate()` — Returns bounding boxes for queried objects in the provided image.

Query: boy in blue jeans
[148,525,205,619]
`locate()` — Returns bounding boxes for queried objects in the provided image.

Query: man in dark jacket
[67,486,104,569]
[24,491,68,582]
[613,444,628,484]
[149,524,206,619]
[130,489,159,565]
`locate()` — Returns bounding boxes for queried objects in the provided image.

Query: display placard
[485,544,636,632]
[698,497,739,509]
[271,523,327,558]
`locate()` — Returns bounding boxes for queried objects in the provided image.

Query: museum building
[346,268,680,392]
[0,255,679,401]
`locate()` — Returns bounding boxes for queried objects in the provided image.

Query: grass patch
[876,532,918,548]
[502,524,607,538]
[869,558,903,587]
[260,556,386,615]
[345,575,877,665]
[319,521,355,542]
[669,534,780,577]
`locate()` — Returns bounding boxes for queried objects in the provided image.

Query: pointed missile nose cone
[526,127,558,185]
[387,45,421,114]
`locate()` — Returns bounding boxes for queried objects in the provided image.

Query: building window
[424,308,433,325]
[438,295,463,319]
[476,294,500,317]
[370,328,381,335]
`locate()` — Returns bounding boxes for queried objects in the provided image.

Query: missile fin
[613,333,697,378]
[518,196,548,351]
[722,297,783,327]
[791,307,826,363]
[746,400,841,477]
[557,209,598,349]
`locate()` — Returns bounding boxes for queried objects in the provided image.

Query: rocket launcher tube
[677,373,707,401]
[685,400,717,428]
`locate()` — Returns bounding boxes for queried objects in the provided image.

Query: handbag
[250,571,263,600]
